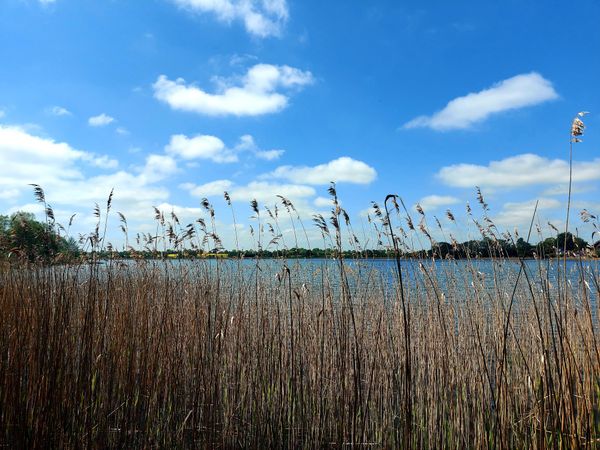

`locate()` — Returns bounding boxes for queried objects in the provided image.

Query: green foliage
[0,212,80,262]
[536,232,589,258]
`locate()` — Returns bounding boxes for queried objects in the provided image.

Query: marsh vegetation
[1,115,600,448]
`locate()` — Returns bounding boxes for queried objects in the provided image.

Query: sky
[1,0,600,250]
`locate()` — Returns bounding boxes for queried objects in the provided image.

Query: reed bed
[1,251,599,448]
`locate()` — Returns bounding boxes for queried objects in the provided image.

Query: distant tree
[538,237,558,258]
[556,232,588,253]
[431,242,453,258]
[516,238,534,258]
[0,211,80,262]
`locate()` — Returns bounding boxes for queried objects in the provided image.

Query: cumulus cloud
[172,0,289,37]
[139,154,179,182]
[88,113,115,127]
[165,133,283,163]
[265,157,377,185]
[0,125,116,195]
[181,179,233,197]
[417,195,460,212]
[182,179,315,204]
[166,134,237,162]
[493,198,561,227]
[437,153,600,189]
[404,73,558,131]
[153,63,313,116]
[50,106,71,116]
[0,125,178,227]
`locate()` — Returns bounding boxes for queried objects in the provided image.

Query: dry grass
[1,249,599,448]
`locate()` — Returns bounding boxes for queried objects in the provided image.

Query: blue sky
[1,0,599,249]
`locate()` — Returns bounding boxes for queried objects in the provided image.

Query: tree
[516,238,534,258]
[556,232,587,253]
[0,211,79,262]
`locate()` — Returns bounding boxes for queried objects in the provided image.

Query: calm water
[96,257,600,300]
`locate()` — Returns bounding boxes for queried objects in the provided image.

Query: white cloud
[88,113,115,127]
[0,124,114,193]
[153,63,313,116]
[183,179,233,197]
[0,125,241,248]
[0,109,6,119]
[573,200,600,214]
[437,153,600,189]
[7,203,45,215]
[152,202,205,222]
[139,154,178,182]
[0,188,19,201]
[404,72,558,131]
[182,179,315,205]
[39,0,56,4]
[50,106,71,116]
[165,133,283,163]
[265,157,377,185]
[116,127,130,136]
[235,134,283,160]
[0,125,173,222]
[256,149,284,161]
[83,154,119,170]
[314,196,336,208]
[166,134,237,162]
[417,195,460,212]
[542,184,595,196]
[172,0,289,38]
[493,198,561,227]
[229,181,315,204]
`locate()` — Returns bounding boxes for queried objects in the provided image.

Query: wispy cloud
[264,157,377,185]
[171,0,289,38]
[404,72,558,131]
[314,196,338,208]
[153,63,313,117]
[49,106,71,116]
[417,195,460,212]
[493,198,561,227]
[88,113,115,127]
[437,153,600,189]
[255,149,284,161]
[180,179,234,197]
[235,134,284,160]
